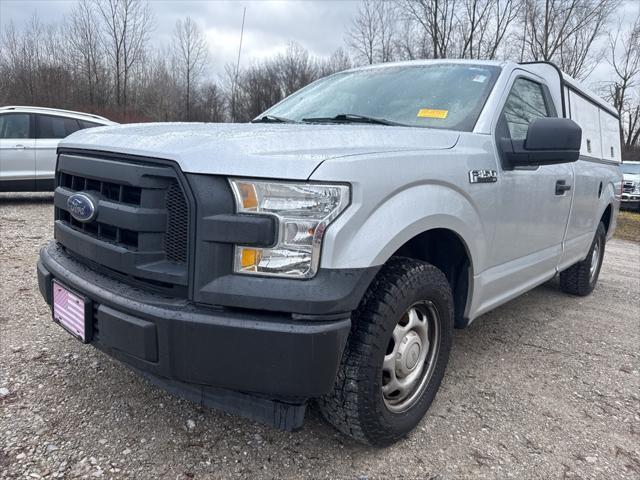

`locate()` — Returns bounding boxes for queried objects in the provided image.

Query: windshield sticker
[472,75,487,83]
[417,109,448,119]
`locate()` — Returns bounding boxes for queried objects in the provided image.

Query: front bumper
[38,242,351,402]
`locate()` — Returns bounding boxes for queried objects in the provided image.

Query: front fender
[319,182,489,273]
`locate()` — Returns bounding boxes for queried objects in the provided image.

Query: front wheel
[317,257,454,446]
[560,222,606,296]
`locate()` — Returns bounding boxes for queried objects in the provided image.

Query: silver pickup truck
[621,161,640,210]
[37,60,622,446]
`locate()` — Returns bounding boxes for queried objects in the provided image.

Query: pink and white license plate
[52,281,88,342]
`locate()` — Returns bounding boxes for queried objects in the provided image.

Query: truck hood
[60,122,460,180]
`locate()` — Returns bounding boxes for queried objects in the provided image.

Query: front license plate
[52,281,91,342]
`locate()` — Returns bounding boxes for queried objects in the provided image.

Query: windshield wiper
[251,115,297,124]
[302,113,406,126]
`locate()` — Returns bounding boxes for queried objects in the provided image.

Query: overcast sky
[0,0,360,78]
[1,0,638,87]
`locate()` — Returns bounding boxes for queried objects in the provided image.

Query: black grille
[58,209,139,248]
[53,152,191,292]
[59,172,142,205]
[623,181,635,193]
[164,182,189,263]
[57,172,144,250]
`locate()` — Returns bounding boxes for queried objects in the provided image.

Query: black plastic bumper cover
[38,242,352,405]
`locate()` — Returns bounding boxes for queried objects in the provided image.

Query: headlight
[229,179,349,278]
[633,184,640,194]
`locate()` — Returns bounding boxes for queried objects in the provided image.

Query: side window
[501,78,550,141]
[37,115,82,139]
[64,118,82,136]
[78,119,101,129]
[0,113,32,139]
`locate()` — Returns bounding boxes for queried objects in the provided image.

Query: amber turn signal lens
[238,182,258,210]
[240,247,261,270]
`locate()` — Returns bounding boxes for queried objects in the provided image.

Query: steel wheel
[318,257,454,445]
[382,301,441,413]
[589,237,601,283]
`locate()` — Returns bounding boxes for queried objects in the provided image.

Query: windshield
[622,163,640,175]
[263,64,501,131]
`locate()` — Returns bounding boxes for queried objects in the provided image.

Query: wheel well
[393,229,472,329]
[601,204,612,235]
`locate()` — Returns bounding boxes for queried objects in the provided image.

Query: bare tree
[605,12,640,156]
[378,1,398,62]
[394,16,432,60]
[458,0,522,59]
[231,61,282,121]
[172,17,209,120]
[395,0,522,60]
[275,42,318,95]
[519,0,620,79]
[400,0,458,59]
[346,0,380,64]
[0,21,26,103]
[3,16,43,103]
[458,0,493,59]
[95,0,154,108]
[485,0,523,59]
[38,20,73,106]
[0,14,71,106]
[200,82,226,122]
[136,47,179,121]
[68,0,104,106]
[346,0,397,64]
[226,43,331,122]
[318,48,353,76]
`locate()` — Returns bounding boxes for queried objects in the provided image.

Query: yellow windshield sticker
[417,109,448,119]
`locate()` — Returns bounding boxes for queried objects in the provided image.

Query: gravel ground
[1,192,639,480]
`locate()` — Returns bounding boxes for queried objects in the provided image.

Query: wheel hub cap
[381,301,441,413]
[396,331,423,374]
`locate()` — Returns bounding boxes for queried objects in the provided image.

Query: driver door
[484,74,574,305]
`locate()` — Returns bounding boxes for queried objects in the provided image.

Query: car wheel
[317,257,453,446]
[560,222,606,296]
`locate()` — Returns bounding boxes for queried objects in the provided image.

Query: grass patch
[615,210,640,243]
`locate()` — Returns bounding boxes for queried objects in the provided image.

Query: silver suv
[37,60,621,445]
[0,106,114,192]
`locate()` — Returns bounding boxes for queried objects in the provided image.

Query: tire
[317,257,454,446]
[560,222,606,296]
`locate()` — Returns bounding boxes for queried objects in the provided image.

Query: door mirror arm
[499,138,529,169]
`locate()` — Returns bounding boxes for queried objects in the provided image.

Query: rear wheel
[317,257,453,446]
[560,222,606,296]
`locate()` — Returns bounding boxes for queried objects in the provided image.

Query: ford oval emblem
[67,193,97,223]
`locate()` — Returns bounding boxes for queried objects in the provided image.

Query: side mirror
[503,117,582,167]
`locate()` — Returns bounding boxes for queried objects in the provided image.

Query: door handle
[13,144,30,150]
[555,180,572,195]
